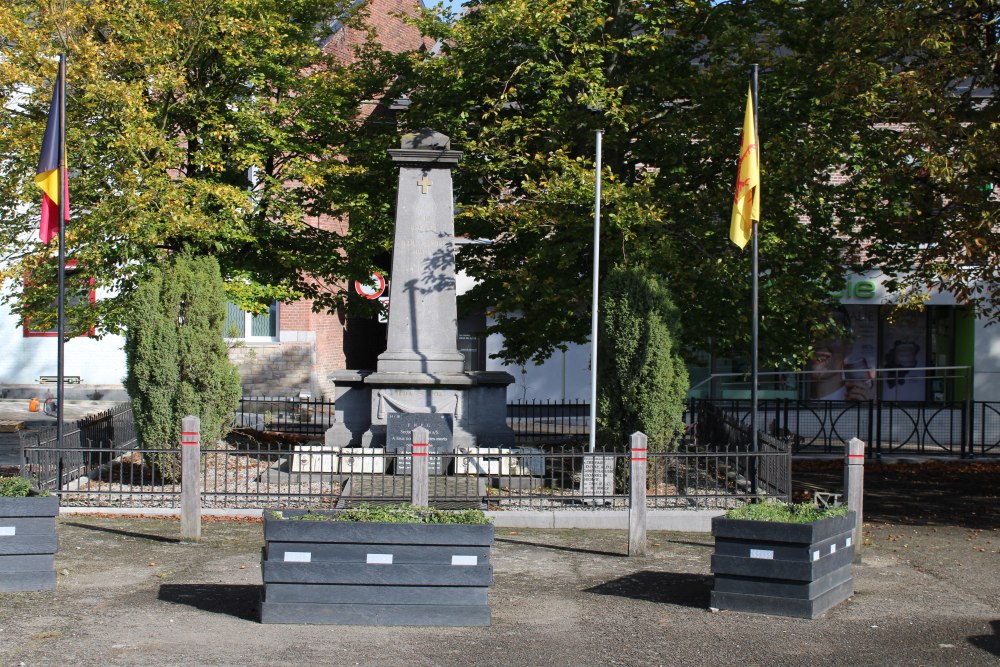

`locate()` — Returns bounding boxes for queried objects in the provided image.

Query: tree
[400,0,999,368]
[0,0,408,334]
[123,251,241,480]
[597,266,688,452]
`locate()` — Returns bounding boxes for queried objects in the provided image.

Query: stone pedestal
[326,130,514,452]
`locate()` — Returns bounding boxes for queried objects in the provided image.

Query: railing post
[844,437,865,564]
[180,415,201,541]
[410,426,429,508]
[628,432,647,557]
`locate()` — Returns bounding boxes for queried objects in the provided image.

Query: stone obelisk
[325,130,514,452]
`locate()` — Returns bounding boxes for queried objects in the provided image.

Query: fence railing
[22,422,789,509]
[234,395,336,437]
[690,398,999,458]
[19,402,137,492]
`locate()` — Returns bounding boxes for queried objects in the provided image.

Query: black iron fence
[19,402,138,493]
[690,398,1000,458]
[505,400,590,444]
[22,419,788,508]
[234,396,336,437]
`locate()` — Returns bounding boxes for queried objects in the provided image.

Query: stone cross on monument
[325,130,515,453]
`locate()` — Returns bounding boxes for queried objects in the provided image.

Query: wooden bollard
[410,426,429,508]
[844,437,865,563]
[628,431,648,557]
[180,415,201,540]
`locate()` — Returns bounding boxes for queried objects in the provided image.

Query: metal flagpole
[588,129,603,454]
[750,64,760,491]
[56,53,66,448]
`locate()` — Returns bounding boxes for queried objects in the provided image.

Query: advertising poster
[881,310,926,401]
[807,305,879,401]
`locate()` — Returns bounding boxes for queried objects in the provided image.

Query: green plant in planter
[269,504,490,525]
[0,476,32,497]
[725,499,849,524]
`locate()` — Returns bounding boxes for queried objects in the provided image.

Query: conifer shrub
[124,251,242,481]
[597,266,689,452]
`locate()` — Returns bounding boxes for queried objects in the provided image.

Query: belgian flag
[35,57,67,246]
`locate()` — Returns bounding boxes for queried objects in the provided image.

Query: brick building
[227,0,432,399]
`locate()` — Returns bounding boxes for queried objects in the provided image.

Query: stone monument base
[324,369,515,451]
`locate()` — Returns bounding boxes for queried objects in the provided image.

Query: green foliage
[0,0,408,334]
[124,251,241,480]
[270,504,490,525]
[597,266,688,451]
[726,499,849,524]
[0,476,31,497]
[400,0,1000,367]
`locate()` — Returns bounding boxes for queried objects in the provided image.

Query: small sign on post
[844,437,865,563]
[581,453,616,505]
[410,426,429,508]
[180,415,201,541]
[628,432,648,557]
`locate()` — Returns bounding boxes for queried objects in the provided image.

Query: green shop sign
[829,276,877,300]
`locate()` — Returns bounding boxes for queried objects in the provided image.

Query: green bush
[725,499,849,523]
[124,251,242,481]
[597,266,689,452]
[0,476,31,497]
[270,504,490,525]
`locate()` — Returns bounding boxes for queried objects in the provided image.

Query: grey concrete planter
[260,511,494,626]
[710,511,856,619]
[0,495,59,592]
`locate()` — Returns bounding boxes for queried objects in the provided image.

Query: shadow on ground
[495,537,623,558]
[585,571,712,609]
[63,521,180,543]
[158,584,260,621]
[968,620,1000,658]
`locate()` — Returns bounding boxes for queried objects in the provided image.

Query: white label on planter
[830,544,837,554]
[846,537,852,547]
[451,555,478,566]
[283,551,312,563]
[0,527,14,537]
[813,550,821,562]
[367,553,393,565]
[750,549,774,560]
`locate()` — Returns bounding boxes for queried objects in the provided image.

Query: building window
[225,301,278,341]
[23,260,95,338]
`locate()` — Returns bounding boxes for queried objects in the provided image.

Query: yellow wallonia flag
[730,86,760,249]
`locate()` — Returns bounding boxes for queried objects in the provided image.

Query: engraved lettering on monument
[581,454,616,502]
[387,412,453,475]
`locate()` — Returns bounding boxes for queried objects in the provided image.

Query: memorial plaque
[387,413,453,475]
[580,454,616,503]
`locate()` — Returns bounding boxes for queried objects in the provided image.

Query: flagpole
[588,128,603,454]
[750,64,760,491]
[56,53,66,448]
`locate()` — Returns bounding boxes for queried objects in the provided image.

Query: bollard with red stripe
[629,431,648,556]
[410,426,429,508]
[180,415,201,540]
[844,437,865,563]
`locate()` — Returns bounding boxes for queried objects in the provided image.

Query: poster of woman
[881,310,926,401]
[807,306,878,401]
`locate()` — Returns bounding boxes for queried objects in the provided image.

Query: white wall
[974,317,1000,402]
[0,287,126,391]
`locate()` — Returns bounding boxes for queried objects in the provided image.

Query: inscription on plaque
[580,454,616,503]
[387,412,453,475]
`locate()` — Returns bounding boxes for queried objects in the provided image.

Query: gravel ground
[0,506,996,666]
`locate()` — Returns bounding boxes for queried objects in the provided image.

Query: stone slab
[0,554,54,573]
[263,583,488,606]
[0,534,59,556]
[265,542,491,565]
[0,570,56,592]
[712,563,853,600]
[710,577,855,619]
[262,562,493,587]
[259,601,490,626]
[711,545,855,582]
